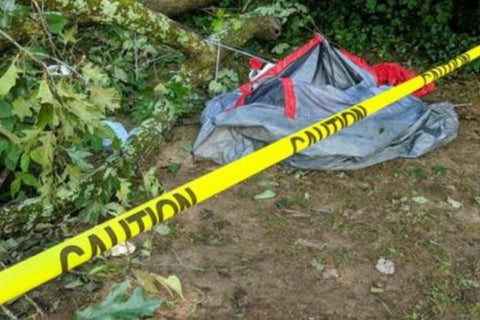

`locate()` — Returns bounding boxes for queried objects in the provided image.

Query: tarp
[193,34,458,170]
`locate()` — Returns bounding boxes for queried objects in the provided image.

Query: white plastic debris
[447,197,462,209]
[249,62,275,81]
[47,64,72,77]
[111,241,136,257]
[376,258,395,275]
[102,120,130,149]
[323,268,339,279]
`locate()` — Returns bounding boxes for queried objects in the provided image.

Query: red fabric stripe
[282,78,296,119]
[255,33,323,83]
[234,82,252,107]
[234,33,323,108]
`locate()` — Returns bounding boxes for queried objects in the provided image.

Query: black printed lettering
[423,71,435,85]
[341,110,358,125]
[60,245,85,273]
[312,126,323,140]
[119,219,132,240]
[290,136,305,154]
[104,226,118,246]
[321,123,330,136]
[324,118,342,134]
[305,130,317,146]
[88,234,107,257]
[126,210,148,233]
[156,199,179,222]
[173,192,193,211]
[145,207,158,225]
[185,187,197,205]
[356,105,367,118]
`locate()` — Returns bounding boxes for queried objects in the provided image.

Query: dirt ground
[3,78,480,319]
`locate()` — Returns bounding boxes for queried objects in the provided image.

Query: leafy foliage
[0,3,181,225]
[74,280,162,320]
[303,0,480,70]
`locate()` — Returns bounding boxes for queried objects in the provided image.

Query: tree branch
[0,2,282,237]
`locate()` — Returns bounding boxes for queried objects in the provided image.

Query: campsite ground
[5,77,480,319]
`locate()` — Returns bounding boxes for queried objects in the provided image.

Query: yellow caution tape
[1,45,479,305]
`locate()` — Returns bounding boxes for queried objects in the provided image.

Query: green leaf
[61,26,77,44]
[310,257,325,272]
[81,201,104,224]
[74,280,161,320]
[20,153,30,172]
[412,196,429,204]
[36,104,54,128]
[29,133,54,170]
[154,224,170,236]
[29,147,44,166]
[4,143,21,170]
[151,274,185,300]
[167,162,181,174]
[133,270,159,295]
[12,97,37,120]
[271,43,291,55]
[66,148,93,171]
[82,64,109,85]
[0,0,16,13]
[10,177,21,196]
[116,179,131,205]
[0,63,19,96]
[0,100,12,118]
[21,172,38,187]
[254,190,276,200]
[113,67,128,82]
[36,79,55,104]
[474,196,480,205]
[45,13,67,34]
[89,86,121,112]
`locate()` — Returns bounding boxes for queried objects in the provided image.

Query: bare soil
[3,79,480,319]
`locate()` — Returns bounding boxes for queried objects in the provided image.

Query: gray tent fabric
[193,35,458,170]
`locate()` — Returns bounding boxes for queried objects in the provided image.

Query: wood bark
[0,0,219,52]
[141,0,217,16]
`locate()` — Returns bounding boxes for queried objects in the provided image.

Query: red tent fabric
[339,49,436,98]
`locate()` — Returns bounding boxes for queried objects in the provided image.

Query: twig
[0,28,83,80]
[31,0,60,58]
[242,0,254,13]
[34,52,85,80]
[0,124,21,145]
[281,208,310,218]
[453,103,472,107]
[158,262,205,272]
[23,295,45,318]
[1,306,18,320]
[0,29,47,68]
[171,248,183,265]
[134,33,139,81]
[140,52,180,68]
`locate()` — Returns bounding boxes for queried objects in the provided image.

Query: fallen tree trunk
[142,0,217,16]
[43,0,214,65]
[1,0,219,52]
[0,0,281,237]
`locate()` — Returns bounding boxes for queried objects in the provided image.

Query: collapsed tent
[193,34,458,170]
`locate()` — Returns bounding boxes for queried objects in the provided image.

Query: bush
[301,0,480,69]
